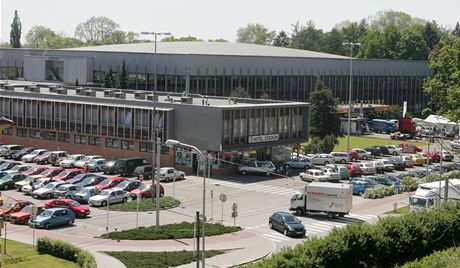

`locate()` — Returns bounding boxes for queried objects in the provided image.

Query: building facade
[0,42,431,112]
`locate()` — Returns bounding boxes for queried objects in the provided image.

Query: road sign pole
[136,194,140,228]
[210,189,214,223]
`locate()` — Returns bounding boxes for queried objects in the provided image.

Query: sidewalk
[6,224,272,268]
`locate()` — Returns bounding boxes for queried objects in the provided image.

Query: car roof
[45,207,69,212]
[273,212,293,216]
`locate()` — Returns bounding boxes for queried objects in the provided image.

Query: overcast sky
[1,0,459,43]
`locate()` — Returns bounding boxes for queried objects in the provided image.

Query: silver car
[54,184,83,199]
[284,158,313,169]
[311,154,334,165]
[31,181,66,199]
[22,178,52,195]
[88,189,130,207]
[358,162,376,175]
[60,154,86,168]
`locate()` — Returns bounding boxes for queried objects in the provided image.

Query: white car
[352,149,372,160]
[358,162,376,175]
[22,178,53,195]
[75,155,103,168]
[371,160,385,174]
[158,167,186,182]
[284,158,313,169]
[88,189,130,207]
[451,140,460,150]
[31,181,66,199]
[320,168,341,181]
[379,159,395,172]
[299,169,330,182]
[60,154,86,168]
[238,161,276,176]
[54,184,83,199]
[330,152,349,164]
[311,154,334,165]
[385,145,402,155]
[21,149,47,163]
[87,158,107,172]
[401,155,414,168]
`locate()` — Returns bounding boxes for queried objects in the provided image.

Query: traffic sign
[231,211,238,218]
[219,193,227,203]
[232,203,238,211]
[31,205,38,218]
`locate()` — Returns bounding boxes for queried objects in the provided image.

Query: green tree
[273,31,290,47]
[119,61,128,89]
[162,36,202,42]
[75,16,119,43]
[423,21,441,50]
[421,108,432,118]
[309,79,341,139]
[104,66,115,88]
[369,10,424,31]
[289,21,324,51]
[396,29,428,60]
[423,37,460,121]
[452,22,460,37]
[25,26,57,48]
[10,10,22,48]
[229,87,249,98]
[208,38,228,42]
[236,23,275,45]
[0,43,11,48]
[337,19,368,44]
[321,28,344,54]
[107,30,138,44]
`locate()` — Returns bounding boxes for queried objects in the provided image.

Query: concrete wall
[23,56,45,81]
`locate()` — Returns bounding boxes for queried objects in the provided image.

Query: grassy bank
[333,136,428,151]
[108,196,180,212]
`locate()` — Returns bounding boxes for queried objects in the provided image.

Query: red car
[130,183,164,199]
[37,167,65,178]
[345,150,360,162]
[9,204,44,224]
[45,198,90,218]
[95,177,127,191]
[20,166,47,177]
[346,163,363,177]
[0,201,34,218]
[33,151,53,164]
[52,169,84,181]
[427,152,441,163]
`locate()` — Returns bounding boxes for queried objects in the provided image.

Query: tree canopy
[25,26,83,49]
[236,23,275,45]
[74,16,120,44]
[161,36,202,42]
[10,10,22,48]
[309,79,341,139]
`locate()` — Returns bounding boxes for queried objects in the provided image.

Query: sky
[1,0,459,43]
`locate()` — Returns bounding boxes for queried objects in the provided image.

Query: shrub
[362,186,397,199]
[399,246,460,268]
[400,177,419,192]
[37,237,96,268]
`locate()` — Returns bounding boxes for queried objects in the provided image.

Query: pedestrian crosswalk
[212,180,299,197]
[246,213,378,244]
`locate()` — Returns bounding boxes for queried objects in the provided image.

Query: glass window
[16,128,27,137]
[58,133,70,142]
[29,130,41,139]
[74,135,86,144]
[121,140,134,150]
[88,136,100,146]
[44,131,56,140]
[139,142,153,152]
[106,138,119,148]
[2,128,12,136]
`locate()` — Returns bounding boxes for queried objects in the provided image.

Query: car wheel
[283,229,288,236]
[327,212,335,219]
[340,159,346,164]
[66,195,71,199]
[46,193,52,199]
[68,220,74,226]
[44,223,50,230]
[165,177,170,182]
[180,174,185,179]
[101,201,107,207]
[358,191,364,196]
[269,221,273,229]
[362,156,368,160]
[266,172,271,176]
[295,208,304,216]
[160,192,164,197]
[324,161,330,165]
[241,170,247,175]
[393,152,397,155]
[122,197,127,203]
[3,185,8,190]
[95,167,100,172]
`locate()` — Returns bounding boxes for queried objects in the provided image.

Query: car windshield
[383,161,391,164]
[410,197,427,206]
[100,190,110,196]
[99,179,111,186]
[40,210,54,217]
[41,152,51,157]
[40,169,52,176]
[56,171,69,177]
[45,183,56,189]
[0,163,9,169]
[30,150,41,155]
[365,163,373,167]
[0,174,13,181]
[116,181,129,188]
[8,165,22,172]
[57,185,67,191]
[89,159,101,164]
[35,179,47,186]
[20,205,33,214]
[159,168,169,173]
[283,215,300,223]
[66,155,78,160]
[24,167,36,173]
[136,184,148,190]
[81,156,91,162]
[70,201,81,206]
[80,177,94,184]
[18,148,30,154]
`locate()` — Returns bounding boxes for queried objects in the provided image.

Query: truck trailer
[290,182,353,218]
[410,179,460,212]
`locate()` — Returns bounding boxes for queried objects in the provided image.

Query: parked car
[439,150,455,162]
[48,151,69,166]
[28,208,75,229]
[9,205,45,225]
[325,164,350,180]
[15,176,40,192]
[0,162,21,171]
[59,154,85,168]
[112,180,142,192]
[52,169,84,181]
[398,142,422,154]
[130,183,164,199]
[239,161,276,176]
[64,173,96,185]
[73,187,97,204]
[330,152,349,164]
[103,158,147,176]
[389,156,406,171]
[379,160,395,172]
[345,150,360,162]
[0,145,24,158]
[158,167,186,182]
[371,160,385,174]
[370,175,401,191]
[364,147,381,157]
[11,147,35,161]
[268,212,305,237]
[450,140,460,150]
[320,168,341,181]
[0,173,26,190]
[21,166,47,177]
[31,180,66,199]
[75,175,106,188]
[54,184,83,199]
[75,155,103,168]
[88,189,131,207]
[87,158,106,172]
[299,169,330,182]
[21,149,47,162]
[349,180,375,196]
[427,152,441,163]
[4,165,29,175]
[370,146,390,155]
[385,145,402,155]
[45,199,90,218]
[34,151,56,164]
[133,165,154,180]
[94,177,127,191]
[358,162,376,175]
[400,155,413,168]
[310,154,334,165]
[0,200,34,218]
[284,158,313,169]
[346,163,363,177]
[352,148,372,160]
[411,154,426,166]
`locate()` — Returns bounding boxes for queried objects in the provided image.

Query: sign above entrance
[248,134,279,144]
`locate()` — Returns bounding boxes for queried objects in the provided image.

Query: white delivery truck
[410,179,460,213]
[290,182,353,219]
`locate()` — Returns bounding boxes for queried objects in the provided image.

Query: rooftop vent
[3,85,15,91]
[104,89,115,97]
[84,89,96,97]
[146,94,158,101]
[48,85,58,93]
[56,88,68,95]
[134,91,146,100]
[181,96,193,104]
[75,87,86,95]
[25,85,40,93]
[113,92,126,99]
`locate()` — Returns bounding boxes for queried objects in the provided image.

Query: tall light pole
[166,139,206,268]
[140,31,171,232]
[342,42,360,150]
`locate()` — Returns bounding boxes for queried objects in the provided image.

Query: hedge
[245,202,460,268]
[362,186,397,199]
[37,237,96,268]
[399,246,460,268]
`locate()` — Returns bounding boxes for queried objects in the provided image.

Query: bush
[245,202,460,268]
[37,237,96,268]
[400,177,419,192]
[362,186,397,199]
[399,246,460,268]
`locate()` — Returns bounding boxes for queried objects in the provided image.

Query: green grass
[0,239,78,268]
[332,136,428,151]
[100,222,241,240]
[108,196,180,212]
[384,205,410,214]
[104,250,224,268]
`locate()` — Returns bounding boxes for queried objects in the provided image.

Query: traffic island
[104,196,181,212]
[104,250,225,268]
[99,222,241,240]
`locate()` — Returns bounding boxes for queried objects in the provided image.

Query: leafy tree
[25,26,57,48]
[107,30,138,44]
[321,28,344,55]
[309,79,341,139]
[273,31,290,47]
[289,21,324,51]
[75,16,119,43]
[358,29,383,58]
[423,21,441,50]
[119,61,128,89]
[162,36,202,42]
[236,23,275,45]
[396,29,427,60]
[421,108,432,118]
[369,10,424,32]
[0,43,11,48]
[337,19,368,44]
[10,10,22,48]
[229,87,249,98]
[452,22,460,37]
[382,23,401,59]
[208,38,228,42]
[104,66,115,88]
[423,37,460,121]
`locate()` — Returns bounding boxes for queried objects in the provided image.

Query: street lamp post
[166,139,206,268]
[342,42,360,150]
[140,31,171,232]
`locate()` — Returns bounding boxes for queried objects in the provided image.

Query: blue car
[349,180,376,196]
[72,187,97,204]
[28,208,75,229]
[370,175,401,191]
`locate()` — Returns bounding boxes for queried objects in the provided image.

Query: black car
[269,212,306,237]
[364,147,381,157]
[373,146,390,155]
[113,180,142,192]
[11,147,35,161]
[389,158,405,171]
[0,173,26,190]
[104,158,148,176]
[133,165,154,180]
[75,175,107,188]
